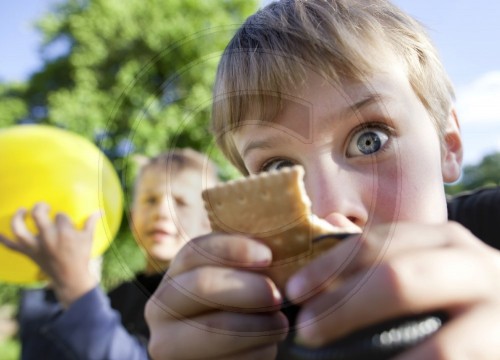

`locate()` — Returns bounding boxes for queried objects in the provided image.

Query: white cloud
[454,71,500,164]
[456,71,500,125]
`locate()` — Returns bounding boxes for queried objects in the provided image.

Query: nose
[304,161,368,230]
[155,196,174,221]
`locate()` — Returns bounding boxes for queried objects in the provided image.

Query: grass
[0,337,20,360]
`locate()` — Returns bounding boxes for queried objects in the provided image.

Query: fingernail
[270,281,283,303]
[287,274,306,300]
[251,244,272,264]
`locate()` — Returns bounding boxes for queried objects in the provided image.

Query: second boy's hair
[132,148,219,202]
[212,0,455,175]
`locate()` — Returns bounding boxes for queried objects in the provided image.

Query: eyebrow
[342,93,385,119]
[242,134,293,158]
[138,189,159,197]
[241,93,386,158]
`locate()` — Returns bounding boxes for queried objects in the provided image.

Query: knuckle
[145,288,174,322]
[31,203,42,215]
[178,233,249,268]
[230,237,260,265]
[182,234,209,259]
[377,260,413,306]
[167,267,210,306]
[148,337,171,360]
[444,221,465,238]
[444,221,474,245]
[32,202,48,218]
[58,225,74,240]
[171,238,198,269]
[191,268,234,309]
[195,233,236,264]
[144,298,158,325]
[193,267,215,298]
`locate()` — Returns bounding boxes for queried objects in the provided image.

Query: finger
[395,302,500,360]
[31,202,52,228]
[31,202,56,242]
[147,310,287,359]
[152,267,282,318]
[294,247,496,346]
[54,212,82,244]
[11,208,37,249]
[287,222,476,302]
[0,233,26,254]
[54,212,73,228]
[54,213,95,257]
[168,233,272,277]
[83,211,102,236]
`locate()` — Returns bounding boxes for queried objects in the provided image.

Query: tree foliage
[446,152,500,195]
[1,0,257,178]
[0,0,257,307]
[0,83,29,127]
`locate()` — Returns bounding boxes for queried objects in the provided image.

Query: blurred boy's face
[233,61,462,230]
[131,165,211,271]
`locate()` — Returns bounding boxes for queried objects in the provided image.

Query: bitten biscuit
[202,166,349,290]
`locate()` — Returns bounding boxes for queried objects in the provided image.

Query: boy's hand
[286,222,500,359]
[0,202,101,308]
[145,233,289,360]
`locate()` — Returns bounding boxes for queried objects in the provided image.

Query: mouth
[148,229,175,242]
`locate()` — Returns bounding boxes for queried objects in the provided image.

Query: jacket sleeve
[39,286,150,360]
[19,288,67,360]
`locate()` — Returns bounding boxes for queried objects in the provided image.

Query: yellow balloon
[0,125,123,284]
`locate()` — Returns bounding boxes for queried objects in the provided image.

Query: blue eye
[261,158,296,172]
[347,127,389,157]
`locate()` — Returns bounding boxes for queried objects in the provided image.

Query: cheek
[130,213,142,234]
[366,162,401,225]
[130,210,150,240]
[371,144,447,224]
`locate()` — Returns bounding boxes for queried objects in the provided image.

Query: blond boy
[146,1,500,359]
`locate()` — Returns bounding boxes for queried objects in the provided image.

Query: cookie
[202,166,350,290]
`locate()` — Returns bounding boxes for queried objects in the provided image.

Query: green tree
[446,152,500,195]
[0,83,29,127]
[2,0,257,175]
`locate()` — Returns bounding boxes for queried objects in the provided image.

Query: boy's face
[131,165,211,269]
[232,61,462,230]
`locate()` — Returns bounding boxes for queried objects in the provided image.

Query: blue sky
[0,1,58,82]
[392,0,500,166]
[1,0,499,165]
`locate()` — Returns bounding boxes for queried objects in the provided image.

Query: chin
[149,250,174,262]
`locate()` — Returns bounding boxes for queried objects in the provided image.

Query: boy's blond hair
[212,0,455,175]
[132,148,219,203]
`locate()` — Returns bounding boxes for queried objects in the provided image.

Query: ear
[441,108,463,183]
